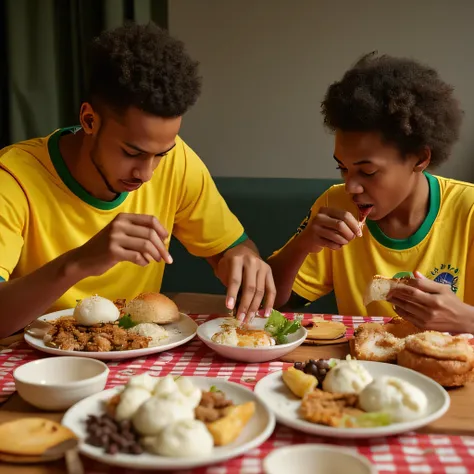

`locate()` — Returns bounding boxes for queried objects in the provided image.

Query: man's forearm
[0,251,85,338]
[267,237,310,308]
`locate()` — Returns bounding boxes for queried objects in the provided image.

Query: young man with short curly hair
[0,23,275,337]
[269,52,474,334]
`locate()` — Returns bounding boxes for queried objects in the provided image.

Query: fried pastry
[0,418,77,456]
[398,331,474,387]
[350,324,405,363]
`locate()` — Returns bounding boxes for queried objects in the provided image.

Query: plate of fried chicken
[24,293,197,360]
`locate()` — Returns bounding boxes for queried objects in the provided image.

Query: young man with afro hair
[269,52,474,334]
[0,22,275,337]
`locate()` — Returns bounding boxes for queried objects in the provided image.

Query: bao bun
[124,293,180,325]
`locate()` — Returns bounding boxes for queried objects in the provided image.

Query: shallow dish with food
[254,360,449,439]
[24,308,198,360]
[197,316,307,363]
[14,357,108,411]
[263,444,376,474]
[62,376,275,470]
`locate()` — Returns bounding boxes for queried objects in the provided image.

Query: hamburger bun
[124,293,180,325]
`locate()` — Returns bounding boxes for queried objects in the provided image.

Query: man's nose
[344,176,364,195]
[133,159,156,182]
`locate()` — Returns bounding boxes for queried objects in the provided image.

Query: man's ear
[414,146,431,172]
[79,102,98,135]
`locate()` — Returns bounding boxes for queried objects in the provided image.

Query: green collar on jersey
[366,172,440,250]
[48,127,128,210]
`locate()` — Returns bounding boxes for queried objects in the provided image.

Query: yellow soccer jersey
[0,127,245,313]
[285,172,474,317]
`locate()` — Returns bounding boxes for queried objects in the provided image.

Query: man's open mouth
[357,204,374,222]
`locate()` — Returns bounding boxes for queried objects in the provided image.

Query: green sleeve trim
[226,232,248,250]
[0,276,5,282]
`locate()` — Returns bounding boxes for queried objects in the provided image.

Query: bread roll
[363,275,412,306]
[124,293,179,324]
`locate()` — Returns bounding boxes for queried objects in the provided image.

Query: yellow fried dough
[0,418,77,456]
[206,401,255,446]
[306,320,346,340]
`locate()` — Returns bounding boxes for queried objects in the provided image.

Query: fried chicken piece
[195,391,234,423]
[351,325,405,363]
[200,391,233,409]
[128,337,150,350]
[52,330,82,351]
[86,335,113,352]
[71,328,89,349]
[195,405,221,423]
[300,389,361,427]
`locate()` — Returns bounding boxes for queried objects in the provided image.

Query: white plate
[254,361,450,439]
[62,376,276,470]
[197,317,307,363]
[24,309,198,360]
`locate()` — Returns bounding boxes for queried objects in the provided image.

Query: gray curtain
[3,0,167,145]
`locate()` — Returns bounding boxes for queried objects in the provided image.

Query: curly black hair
[86,22,202,117]
[321,52,463,168]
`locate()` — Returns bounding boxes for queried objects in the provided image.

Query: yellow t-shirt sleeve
[0,169,28,281]
[173,142,244,258]
[463,209,474,308]
[275,191,334,302]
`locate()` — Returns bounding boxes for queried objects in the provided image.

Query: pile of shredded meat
[44,316,150,352]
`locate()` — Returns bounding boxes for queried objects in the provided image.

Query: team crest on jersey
[392,271,414,279]
[392,266,459,293]
[295,209,312,236]
[428,263,459,293]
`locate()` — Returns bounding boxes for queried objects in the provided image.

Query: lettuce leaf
[209,385,224,394]
[264,309,302,345]
[118,314,138,329]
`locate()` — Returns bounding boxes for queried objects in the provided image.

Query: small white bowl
[263,444,376,474]
[14,357,109,411]
[197,317,307,363]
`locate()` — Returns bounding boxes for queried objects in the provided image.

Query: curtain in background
[1,0,168,147]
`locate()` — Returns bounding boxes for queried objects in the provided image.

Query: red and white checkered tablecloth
[1,314,474,474]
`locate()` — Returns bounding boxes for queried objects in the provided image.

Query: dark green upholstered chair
[161,178,341,314]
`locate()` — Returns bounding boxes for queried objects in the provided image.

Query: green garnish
[118,314,138,329]
[209,385,223,394]
[264,309,302,345]
[339,412,392,428]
